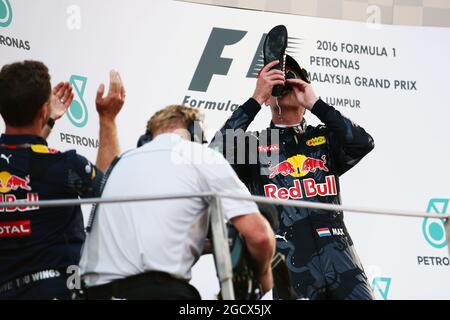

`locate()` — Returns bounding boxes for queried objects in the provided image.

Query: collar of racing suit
[274,123,300,128]
[0,134,48,146]
[270,118,307,134]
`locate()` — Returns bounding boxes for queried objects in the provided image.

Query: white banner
[1,0,449,299]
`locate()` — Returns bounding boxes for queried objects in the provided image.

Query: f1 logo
[189,28,247,92]
[189,27,301,92]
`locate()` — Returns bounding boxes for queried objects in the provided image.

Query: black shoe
[263,25,288,97]
[286,54,311,84]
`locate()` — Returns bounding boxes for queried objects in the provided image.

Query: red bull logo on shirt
[264,175,337,200]
[268,155,329,179]
[0,193,39,213]
[0,172,31,193]
[0,172,39,212]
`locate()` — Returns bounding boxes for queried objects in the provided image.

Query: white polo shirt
[79,133,258,287]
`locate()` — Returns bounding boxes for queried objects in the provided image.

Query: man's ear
[38,101,50,125]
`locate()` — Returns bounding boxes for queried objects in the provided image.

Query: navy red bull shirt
[0,134,103,286]
[211,98,375,228]
[211,98,375,299]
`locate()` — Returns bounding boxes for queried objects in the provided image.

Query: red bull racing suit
[0,134,103,300]
[211,98,375,300]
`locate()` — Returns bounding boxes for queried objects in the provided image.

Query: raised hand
[285,78,319,110]
[252,60,285,105]
[50,82,74,120]
[96,70,126,120]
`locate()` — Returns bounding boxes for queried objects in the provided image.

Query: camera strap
[85,155,123,233]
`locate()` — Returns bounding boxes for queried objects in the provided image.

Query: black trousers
[83,271,201,300]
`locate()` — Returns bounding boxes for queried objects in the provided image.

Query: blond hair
[147,105,203,136]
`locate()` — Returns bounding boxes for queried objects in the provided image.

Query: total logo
[268,154,328,179]
[0,171,39,213]
[417,198,449,267]
[0,0,12,28]
[0,220,31,238]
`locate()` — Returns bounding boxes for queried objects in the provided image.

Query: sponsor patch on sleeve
[306,136,326,147]
[258,144,279,153]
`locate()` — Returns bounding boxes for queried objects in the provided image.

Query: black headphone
[137,120,207,147]
[137,131,153,147]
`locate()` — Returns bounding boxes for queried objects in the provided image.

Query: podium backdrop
[1,0,449,299]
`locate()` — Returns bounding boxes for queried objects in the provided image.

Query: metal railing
[1,193,449,300]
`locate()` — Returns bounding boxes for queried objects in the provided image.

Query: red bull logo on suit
[0,172,39,212]
[268,155,329,179]
[264,175,337,200]
[0,173,31,193]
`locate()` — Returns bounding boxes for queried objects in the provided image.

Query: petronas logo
[0,0,12,27]
[423,198,448,249]
[67,75,89,128]
[371,277,391,300]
